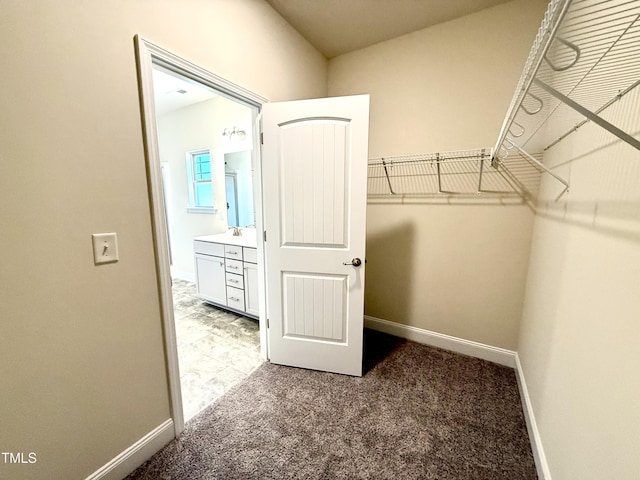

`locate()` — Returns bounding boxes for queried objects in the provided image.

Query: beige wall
[365,203,535,348]
[328,0,547,349]
[0,1,326,479]
[518,88,640,479]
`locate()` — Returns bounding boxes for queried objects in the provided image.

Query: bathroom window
[186,149,215,212]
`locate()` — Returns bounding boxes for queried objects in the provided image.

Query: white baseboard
[85,419,174,480]
[364,315,516,367]
[514,354,552,480]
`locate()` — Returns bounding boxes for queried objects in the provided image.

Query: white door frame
[134,36,269,436]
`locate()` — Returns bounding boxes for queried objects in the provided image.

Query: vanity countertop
[194,230,257,249]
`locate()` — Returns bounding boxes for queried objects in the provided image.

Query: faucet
[231,227,242,236]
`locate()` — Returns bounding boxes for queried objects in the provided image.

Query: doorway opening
[152,65,263,421]
[135,36,269,435]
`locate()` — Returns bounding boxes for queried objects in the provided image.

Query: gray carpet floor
[127,330,537,480]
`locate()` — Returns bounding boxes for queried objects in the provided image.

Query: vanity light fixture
[222,126,246,141]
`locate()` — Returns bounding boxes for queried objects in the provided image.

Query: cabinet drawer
[243,247,257,264]
[226,287,245,311]
[225,258,243,274]
[194,240,224,257]
[224,244,243,260]
[225,272,244,289]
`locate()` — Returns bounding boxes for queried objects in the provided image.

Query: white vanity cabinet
[193,235,258,319]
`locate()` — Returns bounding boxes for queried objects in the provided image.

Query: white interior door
[262,95,369,376]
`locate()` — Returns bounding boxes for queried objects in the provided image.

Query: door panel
[280,119,348,247]
[262,95,369,376]
[283,273,346,342]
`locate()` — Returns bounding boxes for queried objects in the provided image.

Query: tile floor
[172,278,263,421]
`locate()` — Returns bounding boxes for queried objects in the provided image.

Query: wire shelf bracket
[533,78,640,150]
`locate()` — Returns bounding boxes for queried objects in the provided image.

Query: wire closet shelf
[367,148,543,201]
[491,0,640,200]
[367,0,639,203]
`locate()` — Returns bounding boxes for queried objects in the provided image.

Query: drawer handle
[229,265,239,270]
[228,251,238,255]
[229,296,240,302]
[229,279,238,284]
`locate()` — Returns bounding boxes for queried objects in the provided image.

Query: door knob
[343,258,362,267]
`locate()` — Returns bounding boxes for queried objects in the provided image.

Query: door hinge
[267,318,270,328]
[263,230,267,242]
[260,132,264,145]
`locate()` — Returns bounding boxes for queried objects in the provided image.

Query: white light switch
[92,233,119,265]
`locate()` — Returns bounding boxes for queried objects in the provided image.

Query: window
[186,149,215,212]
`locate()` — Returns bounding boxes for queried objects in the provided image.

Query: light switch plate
[92,233,119,265]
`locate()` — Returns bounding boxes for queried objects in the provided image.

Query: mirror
[224,150,255,228]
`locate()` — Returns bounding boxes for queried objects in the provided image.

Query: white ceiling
[152,67,217,116]
[265,0,515,58]
[152,0,517,114]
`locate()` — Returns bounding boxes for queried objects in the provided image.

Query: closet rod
[533,78,640,150]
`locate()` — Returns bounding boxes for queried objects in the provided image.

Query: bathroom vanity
[193,231,258,319]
